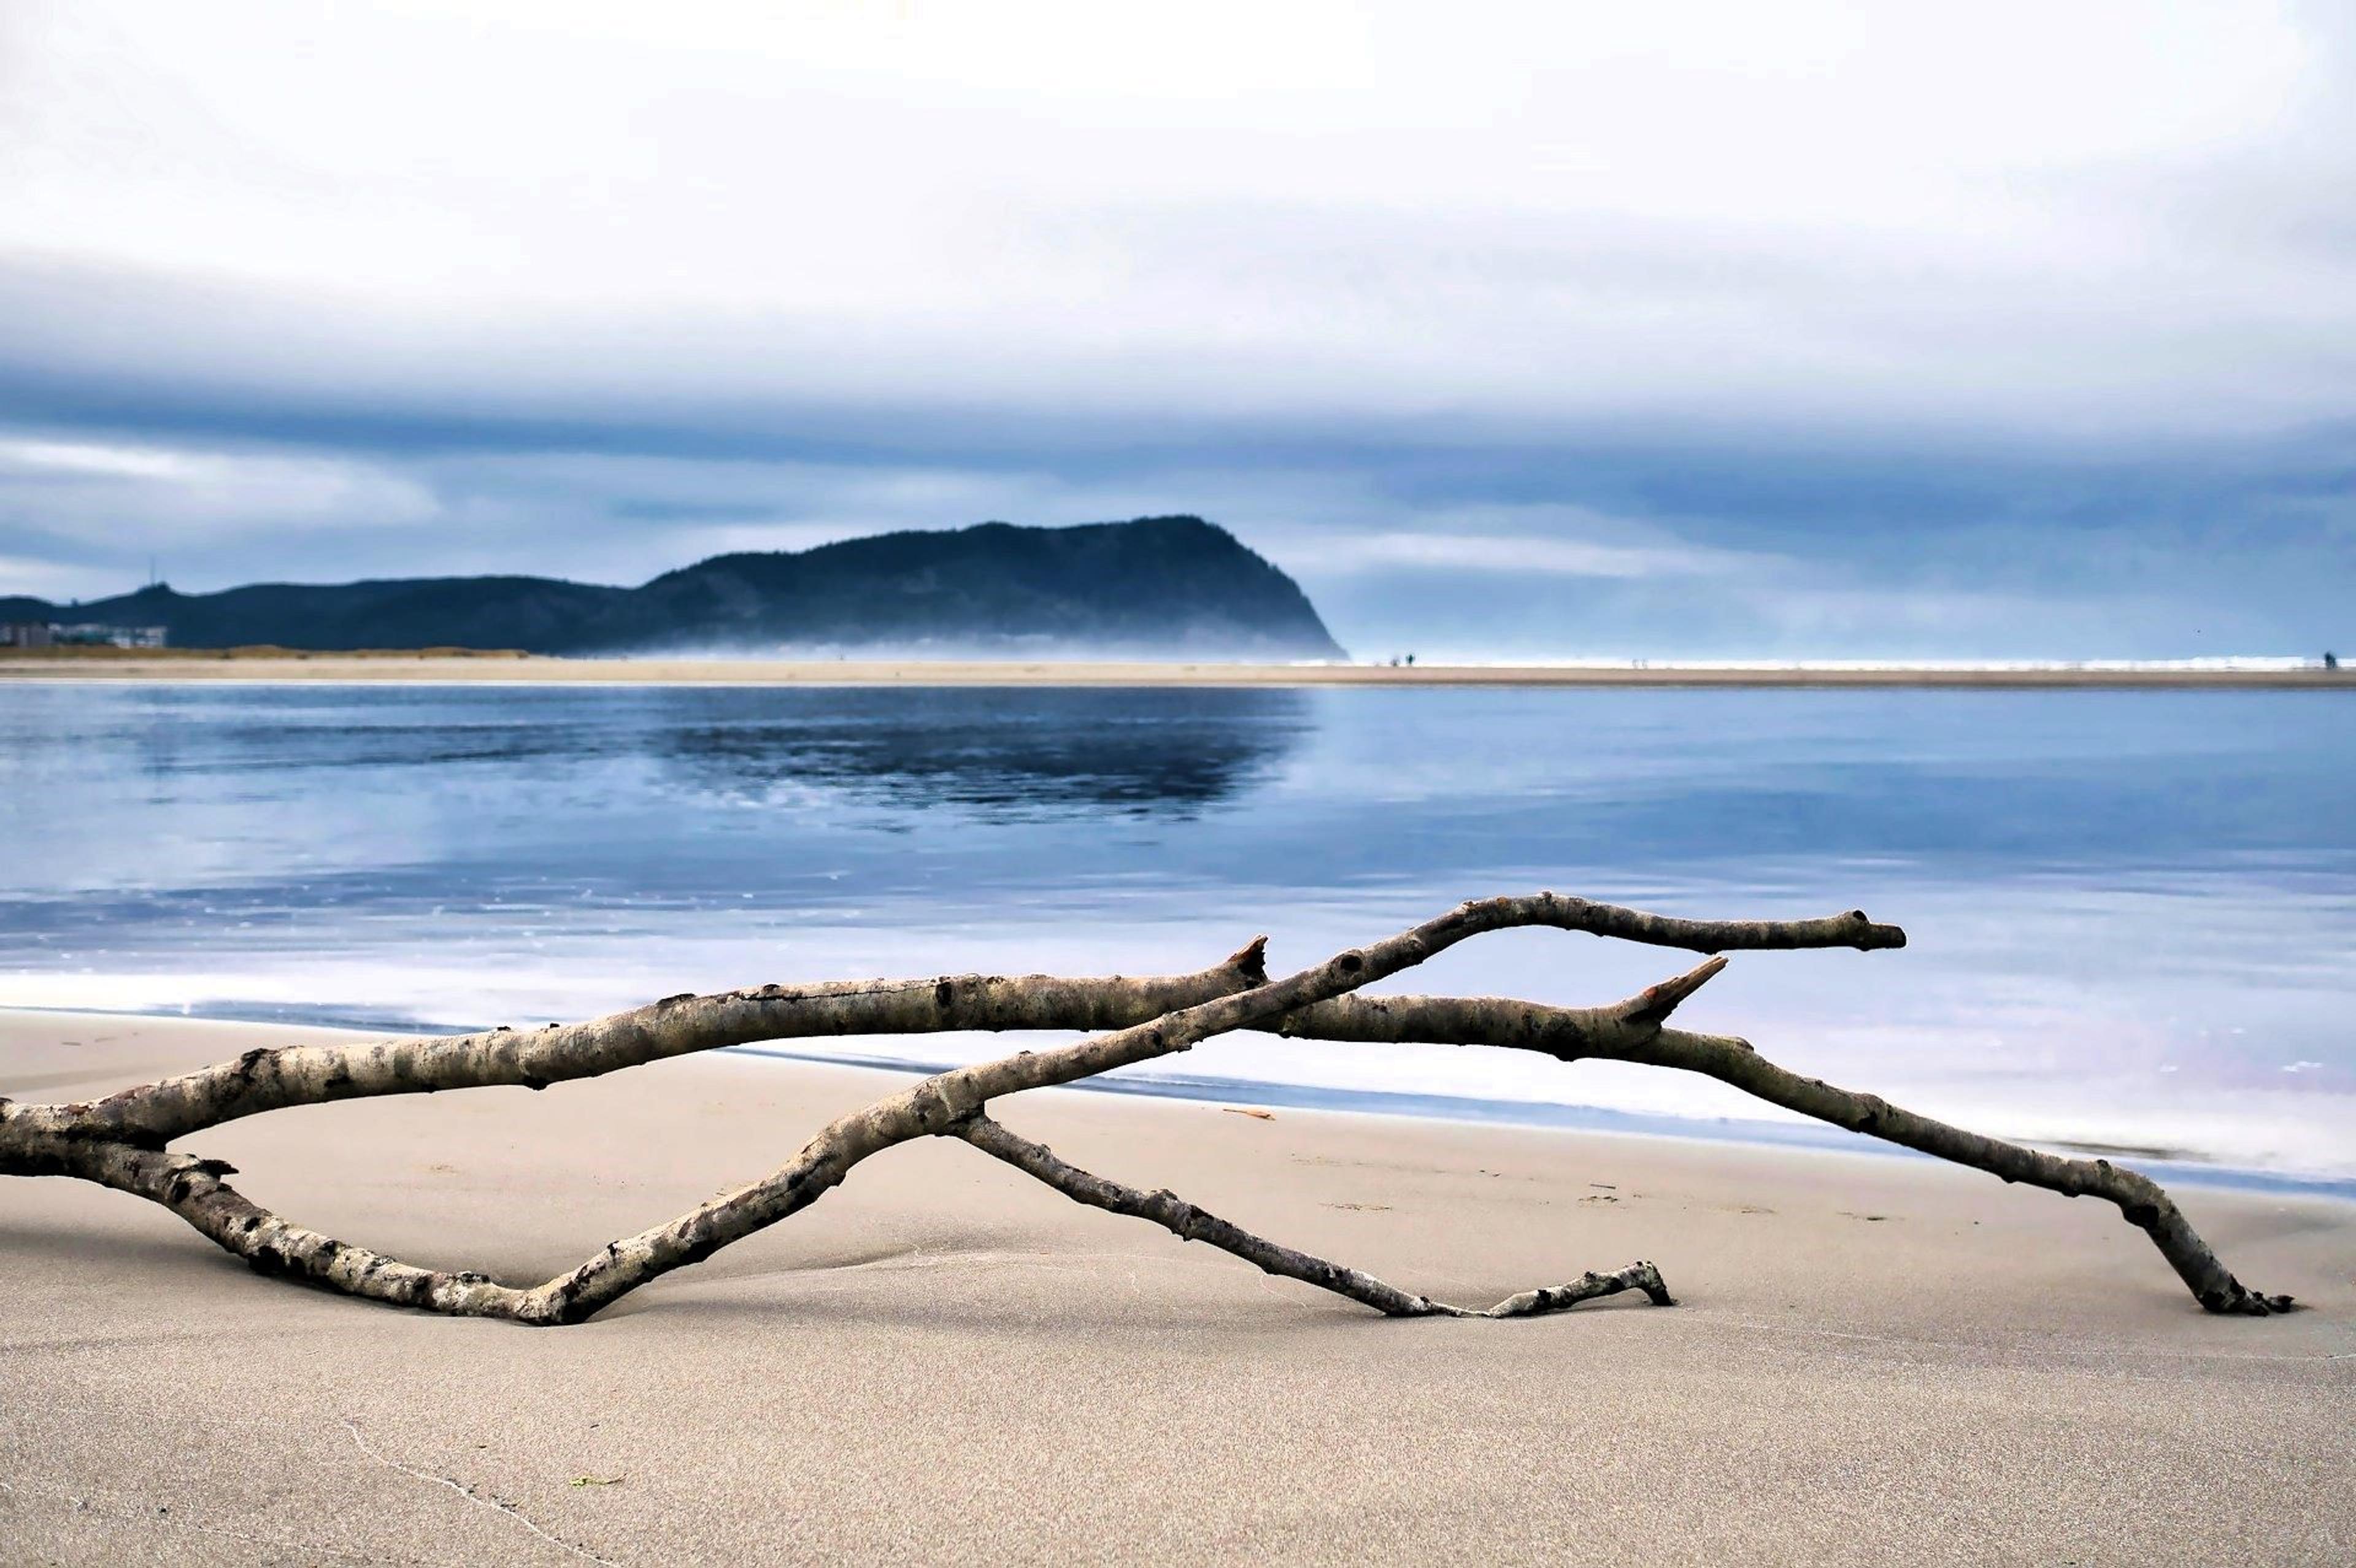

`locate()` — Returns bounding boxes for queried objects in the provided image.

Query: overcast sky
[2,0,2351,657]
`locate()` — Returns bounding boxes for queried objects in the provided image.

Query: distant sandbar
[1,648,2349,688]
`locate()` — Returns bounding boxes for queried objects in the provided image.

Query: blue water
[2,681,2350,1179]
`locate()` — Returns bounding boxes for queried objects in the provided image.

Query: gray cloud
[1,1,2352,655]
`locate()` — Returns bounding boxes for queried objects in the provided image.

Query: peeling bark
[0,894,2288,1321]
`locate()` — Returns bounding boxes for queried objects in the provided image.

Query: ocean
[3,680,2349,1185]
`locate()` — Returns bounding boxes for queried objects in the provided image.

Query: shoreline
[4,652,2353,688]
[13,1005,2351,1202]
[737,1042,2356,1201]
[5,1009,2350,1562]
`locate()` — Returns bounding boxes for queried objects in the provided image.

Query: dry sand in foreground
[4,651,2353,688]
[3,1011,2351,1565]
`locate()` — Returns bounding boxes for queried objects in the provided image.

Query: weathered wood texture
[0,894,2290,1321]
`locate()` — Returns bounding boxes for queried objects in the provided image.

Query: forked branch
[1277,984,2294,1315]
[955,1112,1674,1317]
[0,894,2289,1321]
[9,894,1898,1148]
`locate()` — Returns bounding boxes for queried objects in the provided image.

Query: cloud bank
[2,0,2352,656]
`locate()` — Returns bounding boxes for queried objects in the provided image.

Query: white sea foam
[7,679,2350,1185]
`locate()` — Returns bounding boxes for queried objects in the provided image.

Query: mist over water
[2,682,2349,1179]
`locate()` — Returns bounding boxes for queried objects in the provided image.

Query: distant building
[50,623,168,648]
[1,622,53,648]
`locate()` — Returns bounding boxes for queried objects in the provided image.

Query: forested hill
[0,516,1347,659]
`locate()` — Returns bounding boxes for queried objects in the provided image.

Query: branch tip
[1623,955,1728,1026]
[1226,936,1269,983]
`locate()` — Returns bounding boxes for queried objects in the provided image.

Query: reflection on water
[660,687,1309,813]
[1,682,2350,1178]
[14,684,1309,816]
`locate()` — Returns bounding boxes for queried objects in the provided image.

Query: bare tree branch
[1,894,2287,1321]
[18,1135,533,1317]
[1277,982,2296,1315]
[10,894,1898,1149]
[3,895,1860,1323]
[13,947,1278,1147]
[512,894,1852,1323]
[955,1112,1673,1318]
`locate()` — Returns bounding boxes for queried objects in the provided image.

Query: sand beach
[10,7,2354,1565]
[3,1010,2350,1564]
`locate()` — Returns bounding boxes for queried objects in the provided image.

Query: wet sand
[3,1010,2350,1564]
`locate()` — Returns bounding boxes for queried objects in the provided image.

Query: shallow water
[2,681,2349,1178]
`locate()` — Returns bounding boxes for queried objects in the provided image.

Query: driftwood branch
[8,894,1896,1148]
[0,894,2290,1321]
[955,1112,1674,1317]
[1275,977,2294,1315]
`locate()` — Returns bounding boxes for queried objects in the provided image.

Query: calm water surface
[2,682,2349,1179]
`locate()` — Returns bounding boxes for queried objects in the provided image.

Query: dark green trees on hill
[0,516,1346,658]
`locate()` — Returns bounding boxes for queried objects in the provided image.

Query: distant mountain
[0,517,1347,659]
